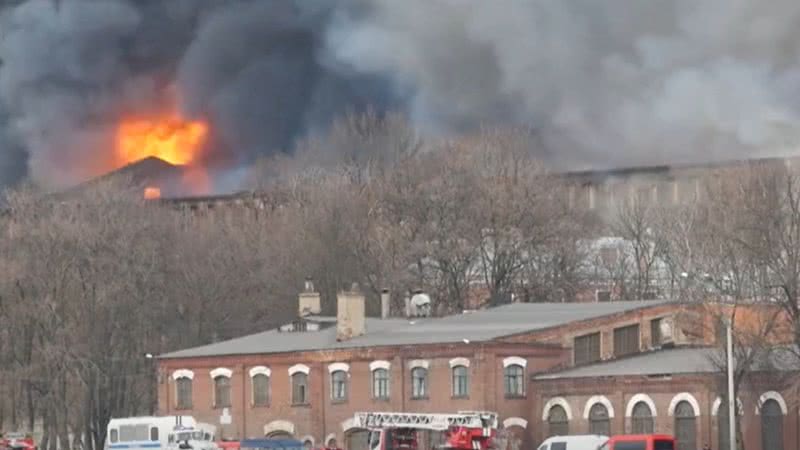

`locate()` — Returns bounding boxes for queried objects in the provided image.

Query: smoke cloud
[2,0,800,189]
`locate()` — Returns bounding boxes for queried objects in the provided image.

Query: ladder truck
[352,411,498,450]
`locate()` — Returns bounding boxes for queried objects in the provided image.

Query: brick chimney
[380,289,390,319]
[298,277,321,317]
[337,283,366,341]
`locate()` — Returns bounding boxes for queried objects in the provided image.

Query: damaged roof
[160,299,670,359]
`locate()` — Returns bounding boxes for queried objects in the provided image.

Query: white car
[537,435,609,450]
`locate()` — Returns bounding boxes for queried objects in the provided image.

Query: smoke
[323,0,800,169]
[2,0,800,189]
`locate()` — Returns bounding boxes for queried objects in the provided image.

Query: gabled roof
[160,299,670,359]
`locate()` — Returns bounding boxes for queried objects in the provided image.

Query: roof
[534,346,800,379]
[160,299,669,359]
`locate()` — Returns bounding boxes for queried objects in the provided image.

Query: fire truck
[352,411,498,450]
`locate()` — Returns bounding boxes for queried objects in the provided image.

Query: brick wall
[532,374,797,450]
[157,342,565,445]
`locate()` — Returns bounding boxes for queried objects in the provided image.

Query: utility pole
[726,319,736,450]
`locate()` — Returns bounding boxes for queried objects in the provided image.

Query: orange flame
[143,186,162,200]
[116,112,208,167]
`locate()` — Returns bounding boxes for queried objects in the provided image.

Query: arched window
[631,401,654,434]
[252,373,269,406]
[452,366,469,398]
[504,365,525,397]
[214,375,231,407]
[761,399,783,450]
[717,399,743,450]
[372,368,389,399]
[411,367,428,399]
[674,401,696,450]
[589,403,610,436]
[331,370,348,401]
[292,372,308,405]
[176,377,192,409]
[547,405,569,437]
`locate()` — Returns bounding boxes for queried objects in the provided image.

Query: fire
[115,112,208,167]
[143,186,161,200]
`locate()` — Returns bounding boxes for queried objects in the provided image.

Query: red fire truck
[352,411,498,450]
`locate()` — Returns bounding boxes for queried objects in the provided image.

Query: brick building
[156,284,798,450]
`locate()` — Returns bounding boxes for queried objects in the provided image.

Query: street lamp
[725,318,736,450]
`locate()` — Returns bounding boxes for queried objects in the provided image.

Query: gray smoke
[2,0,800,189]
[323,0,800,169]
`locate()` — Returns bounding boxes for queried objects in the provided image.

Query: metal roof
[160,300,669,359]
[534,346,800,379]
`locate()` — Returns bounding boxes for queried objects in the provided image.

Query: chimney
[337,283,366,341]
[298,277,321,317]
[380,289,391,319]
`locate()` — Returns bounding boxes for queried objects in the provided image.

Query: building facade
[157,285,797,450]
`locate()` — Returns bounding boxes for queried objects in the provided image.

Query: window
[589,403,610,436]
[110,430,118,444]
[292,372,308,405]
[372,368,389,399]
[451,365,469,398]
[150,427,159,442]
[631,401,654,434]
[411,367,428,399]
[331,370,348,401]
[650,318,662,347]
[252,373,269,406]
[613,443,646,450]
[120,424,148,442]
[613,324,640,356]
[674,401,696,450]
[654,441,674,450]
[718,399,741,450]
[176,377,192,409]
[551,444,566,450]
[547,405,569,437]
[574,332,601,365]
[761,399,784,450]
[214,375,231,408]
[504,364,525,397]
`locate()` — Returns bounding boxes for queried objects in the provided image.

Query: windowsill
[292,402,311,408]
[213,405,232,410]
[411,396,429,401]
[251,404,270,409]
[331,399,348,405]
[451,395,470,400]
[504,394,526,400]
[372,397,391,402]
[174,406,193,411]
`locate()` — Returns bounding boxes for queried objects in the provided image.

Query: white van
[166,423,218,450]
[537,435,609,450]
[107,416,197,450]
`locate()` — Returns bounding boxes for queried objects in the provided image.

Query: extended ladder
[354,411,498,431]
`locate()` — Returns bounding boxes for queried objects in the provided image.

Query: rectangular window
[110,430,118,444]
[214,376,231,408]
[452,366,469,398]
[292,373,308,405]
[614,324,640,356]
[651,318,663,347]
[411,368,428,399]
[331,371,348,401]
[573,332,601,365]
[372,369,390,399]
[252,374,270,407]
[176,378,192,410]
[119,425,149,442]
[150,428,159,442]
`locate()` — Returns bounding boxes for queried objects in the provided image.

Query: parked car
[601,434,675,450]
[537,435,609,450]
[1,433,36,450]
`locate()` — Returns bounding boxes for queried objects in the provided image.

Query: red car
[601,435,675,450]
[1,433,36,450]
